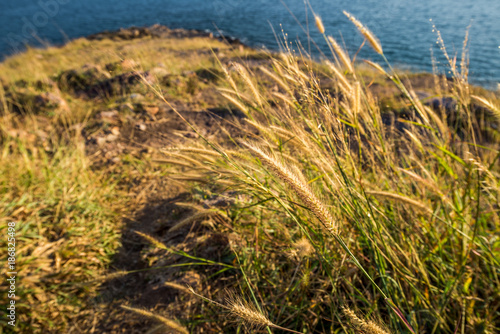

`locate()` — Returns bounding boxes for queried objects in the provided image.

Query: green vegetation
[0,124,125,331]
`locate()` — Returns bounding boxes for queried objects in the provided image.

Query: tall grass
[155,12,500,333]
[0,115,126,332]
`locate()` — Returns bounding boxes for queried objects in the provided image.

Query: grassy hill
[1,20,499,333]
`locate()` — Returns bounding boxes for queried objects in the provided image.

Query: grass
[0,37,225,83]
[0,118,126,331]
[0,28,265,333]
[0,13,499,334]
[142,13,500,333]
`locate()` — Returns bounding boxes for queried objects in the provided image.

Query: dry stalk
[168,210,217,233]
[366,191,433,216]
[327,36,354,73]
[121,305,188,334]
[243,142,337,234]
[342,307,392,334]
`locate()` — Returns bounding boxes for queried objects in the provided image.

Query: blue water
[1,0,499,88]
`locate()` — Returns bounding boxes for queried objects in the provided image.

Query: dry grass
[0,117,128,331]
[0,28,261,333]
[121,305,188,334]
[1,10,500,334]
[144,13,500,333]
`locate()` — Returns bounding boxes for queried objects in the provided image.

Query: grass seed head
[315,15,326,34]
[293,237,314,259]
[327,36,354,73]
[342,307,391,334]
[343,11,383,54]
[227,296,273,329]
[243,142,337,235]
[121,305,189,334]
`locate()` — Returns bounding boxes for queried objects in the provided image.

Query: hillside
[1,23,499,333]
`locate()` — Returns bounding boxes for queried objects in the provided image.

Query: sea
[1,0,499,89]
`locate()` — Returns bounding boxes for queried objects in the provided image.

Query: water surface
[1,0,499,88]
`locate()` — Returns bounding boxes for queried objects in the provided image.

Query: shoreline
[1,24,498,92]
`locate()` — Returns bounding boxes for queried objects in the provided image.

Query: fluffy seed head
[315,15,325,34]
[343,11,383,54]
[220,92,249,114]
[325,61,351,94]
[227,296,273,329]
[135,231,167,250]
[327,36,354,73]
[342,307,392,334]
[288,237,314,260]
[472,95,500,121]
[164,282,191,294]
[243,143,337,235]
[163,146,220,157]
[233,63,262,107]
[363,59,387,75]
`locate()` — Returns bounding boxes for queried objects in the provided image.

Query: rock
[130,93,144,101]
[110,126,120,135]
[84,72,154,98]
[86,27,156,41]
[143,105,159,116]
[136,123,147,131]
[98,110,120,123]
[425,97,457,114]
[96,137,107,146]
[95,133,119,146]
[150,67,169,78]
[105,134,119,142]
[34,92,69,111]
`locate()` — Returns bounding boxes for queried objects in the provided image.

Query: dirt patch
[71,186,236,333]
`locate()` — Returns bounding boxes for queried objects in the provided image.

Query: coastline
[1,24,500,333]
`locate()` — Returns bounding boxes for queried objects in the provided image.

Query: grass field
[1,14,499,334]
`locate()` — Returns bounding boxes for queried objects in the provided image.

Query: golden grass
[121,305,189,334]
[243,142,337,235]
[0,120,128,331]
[147,15,500,332]
[343,11,383,55]
[0,36,235,84]
[342,307,392,334]
[2,10,500,334]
